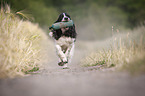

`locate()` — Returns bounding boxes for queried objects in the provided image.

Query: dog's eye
[65,13,70,18]
[66,15,70,18]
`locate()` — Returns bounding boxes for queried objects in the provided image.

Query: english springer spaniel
[49,13,77,69]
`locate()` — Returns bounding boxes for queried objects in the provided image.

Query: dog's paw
[62,67,69,69]
[62,63,69,69]
[49,32,53,37]
[58,61,68,66]
[58,62,64,66]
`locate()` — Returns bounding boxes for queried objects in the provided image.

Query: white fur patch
[55,37,75,47]
[63,13,66,17]
[62,13,70,22]
[54,36,75,65]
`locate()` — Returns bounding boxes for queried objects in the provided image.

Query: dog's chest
[55,36,74,46]
[61,27,69,33]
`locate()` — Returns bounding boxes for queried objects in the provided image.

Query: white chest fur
[55,36,75,47]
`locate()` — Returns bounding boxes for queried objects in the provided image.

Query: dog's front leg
[55,45,67,63]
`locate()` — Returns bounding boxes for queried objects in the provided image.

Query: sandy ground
[0,41,145,96]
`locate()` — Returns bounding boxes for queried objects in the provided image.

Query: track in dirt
[0,41,145,96]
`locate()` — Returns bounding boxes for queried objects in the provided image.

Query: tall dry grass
[0,5,49,78]
[81,26,145,74]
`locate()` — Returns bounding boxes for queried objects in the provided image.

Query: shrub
[81,26,145,74]
[0,5,49,78]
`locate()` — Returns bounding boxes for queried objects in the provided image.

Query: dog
[49,13,77,69]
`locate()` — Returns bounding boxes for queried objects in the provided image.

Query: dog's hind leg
[65,43,75,64]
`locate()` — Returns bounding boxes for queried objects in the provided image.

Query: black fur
[55,13,71,23]
[52,13,77,40]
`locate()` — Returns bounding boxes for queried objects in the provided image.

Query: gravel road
[0,41,145,96]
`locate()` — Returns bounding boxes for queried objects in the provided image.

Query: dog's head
[55,13,72,32]
[52,13,76,40]
[55,13,71,23]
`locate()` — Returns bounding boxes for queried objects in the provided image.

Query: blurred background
[0,0,145,40]
[0,1,145,94]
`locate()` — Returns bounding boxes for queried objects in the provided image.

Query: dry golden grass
[81,26,145,74]
[121,51,145,75]
[0,5,50,78]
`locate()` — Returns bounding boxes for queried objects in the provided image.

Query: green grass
[25,67,39,74]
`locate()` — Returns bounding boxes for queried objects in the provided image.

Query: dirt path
[0,41,145,96]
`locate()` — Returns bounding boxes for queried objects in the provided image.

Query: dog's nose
[64,17,68,20]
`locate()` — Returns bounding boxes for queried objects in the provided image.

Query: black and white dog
[49,13,77,68]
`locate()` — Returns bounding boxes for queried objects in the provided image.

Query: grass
[0,5,50,78]
[81,25,145,75]
[122,51,145,75]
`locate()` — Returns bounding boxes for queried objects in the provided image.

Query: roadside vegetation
[0,0,145,77]
[81,26,145,75]
[0,5,50,78]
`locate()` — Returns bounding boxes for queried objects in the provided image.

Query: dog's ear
[55,13,63,23]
